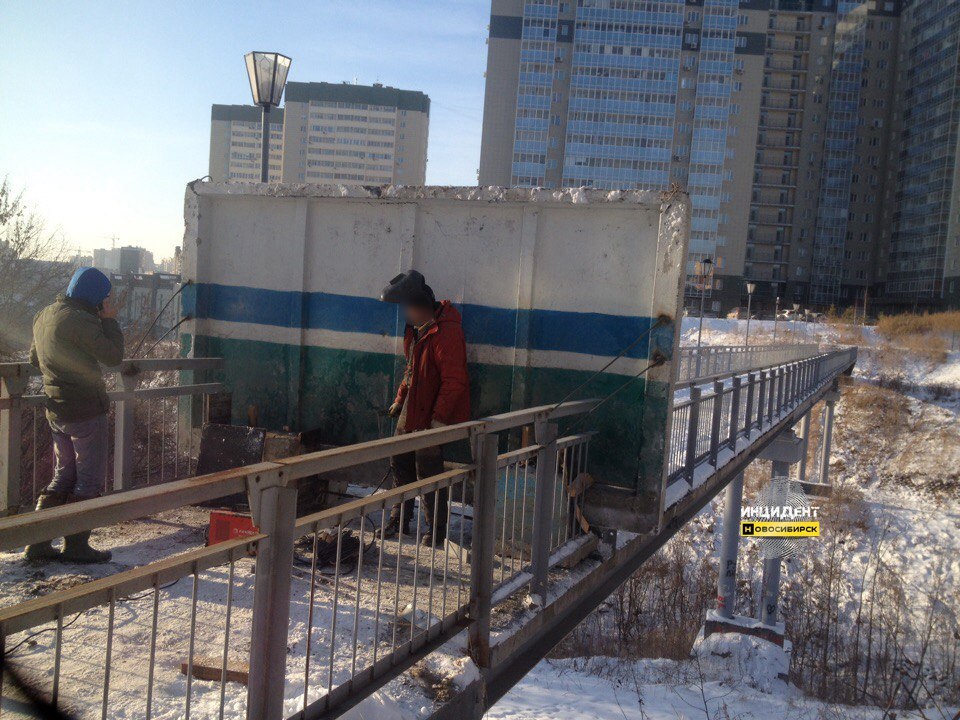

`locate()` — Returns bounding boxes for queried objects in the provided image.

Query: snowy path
[0,506,482,719]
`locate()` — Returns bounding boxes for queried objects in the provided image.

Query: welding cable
[130,280,193,357]
[140,315,193,357]
[550,316,666,413]
[3,579,181,659]
[564,355,666,435]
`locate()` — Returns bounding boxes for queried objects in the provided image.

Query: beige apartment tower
[210,81,430,187]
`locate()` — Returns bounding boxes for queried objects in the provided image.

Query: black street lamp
[771,282,781,342]
[695,257,713,374]
[244,51,292,182]
[745,281,756,349]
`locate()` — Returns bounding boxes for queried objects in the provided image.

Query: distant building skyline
[209,80,430,186]
[479,0,959,313]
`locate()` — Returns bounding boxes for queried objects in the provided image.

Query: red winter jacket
[394,301,471,432]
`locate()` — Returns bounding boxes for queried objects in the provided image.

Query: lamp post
[244,51,292,183]
[745,281,756,349]
[695,257,713,375]
[772,283,781,342]
[792,303,801,344]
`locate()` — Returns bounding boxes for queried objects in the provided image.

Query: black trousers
[390,446,448,540]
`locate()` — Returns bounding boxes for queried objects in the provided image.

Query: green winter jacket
[29,295,125,423]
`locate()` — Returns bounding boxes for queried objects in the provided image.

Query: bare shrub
[0,177,73,359]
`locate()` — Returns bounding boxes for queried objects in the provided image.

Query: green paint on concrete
[185,334,669,495]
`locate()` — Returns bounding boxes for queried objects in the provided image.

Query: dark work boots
[24,491,112,564]
[60,494,112,564]
[24,491,68,561]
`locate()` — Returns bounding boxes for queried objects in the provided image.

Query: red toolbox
[207,509,259,546]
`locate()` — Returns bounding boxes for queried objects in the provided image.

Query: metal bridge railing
[0,399,596,720]
[666,347,857,502]
[0,347,858,719]
[676,343,821,388]
[0,358,224,514]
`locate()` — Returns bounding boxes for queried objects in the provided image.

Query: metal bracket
[245,467,286,527]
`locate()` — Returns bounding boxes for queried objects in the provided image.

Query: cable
[3,579,181,659]
[140,315,192,357]
[3,612,83,658]
[550,317,665,414]
[565,356,665,435]
[130,280,192,357]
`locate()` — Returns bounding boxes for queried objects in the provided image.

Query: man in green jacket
[25,267,124,563]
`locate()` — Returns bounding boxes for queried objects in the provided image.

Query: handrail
[0,357,224,378]
[0,347,860,720]
[676,343,821,388]
[0,398,599,551]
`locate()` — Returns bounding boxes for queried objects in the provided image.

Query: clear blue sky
[0,1,490,259]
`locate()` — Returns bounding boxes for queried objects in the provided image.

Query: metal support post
[776,367,785,414]
[685,388,701,480]
[709,380,723,466]
[818,391,838,486]
[787,364,796,408]
[728,376,741,449]
[744,373,755,434]
[113,369,140,492]
[756,371,767,430]
[469,430,499,668]
[260,105,271,183]
[530,422,558,602]
[797,411,811,483]
[760,460,790,626]
[247,471,297,720]
[716,471,744,619]
[1,373,28,515]
[767,368,776,422]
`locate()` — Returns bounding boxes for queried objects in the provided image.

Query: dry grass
[872,310,960,367]
[875,310,960,338]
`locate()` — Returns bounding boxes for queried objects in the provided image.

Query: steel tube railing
[676,343,820,388]
[0,398,600,720]
[0,357,225,513]
[0,346,857,720]
[666,348,856,500]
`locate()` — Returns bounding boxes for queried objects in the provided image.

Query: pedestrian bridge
[0,342,856,719]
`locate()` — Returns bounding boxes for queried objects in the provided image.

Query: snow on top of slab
[188,180,684,208]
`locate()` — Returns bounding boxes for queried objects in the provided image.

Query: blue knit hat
[65,267,112,307]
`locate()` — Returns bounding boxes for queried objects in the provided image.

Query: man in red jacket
[380,270,470,546]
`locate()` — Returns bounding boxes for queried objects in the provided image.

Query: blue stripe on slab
[182,282,655,359]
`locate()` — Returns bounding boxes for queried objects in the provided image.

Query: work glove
[388,402,402,418]
[430,419,447,429]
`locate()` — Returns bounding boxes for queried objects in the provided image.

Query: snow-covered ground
[491,651,952,720]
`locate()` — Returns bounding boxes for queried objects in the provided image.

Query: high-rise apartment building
[480,0,959,312]
[210,81,430,186]
[878,0,960,308]
[209,105,285,182]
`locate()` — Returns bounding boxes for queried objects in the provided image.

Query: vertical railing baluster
[0,371,27,514]
[685,388,701,481]
[757,371,767,429]
[246,471,298,720]
[709,381,723,467]
[728,376,741,449]
[468,430,499,669]
[529,422,558,601]
[113,369,139,493]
